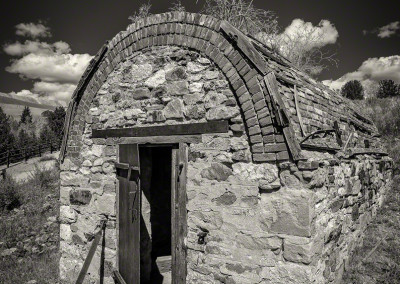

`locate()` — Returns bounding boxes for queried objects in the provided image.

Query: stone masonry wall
[59,45,393,284]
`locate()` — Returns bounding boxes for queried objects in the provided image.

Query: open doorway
[139,146,172,284]
[117,143,187,284]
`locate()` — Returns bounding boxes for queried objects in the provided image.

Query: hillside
[0,93,57,119]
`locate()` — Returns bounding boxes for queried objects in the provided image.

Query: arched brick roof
[61,11,386,164]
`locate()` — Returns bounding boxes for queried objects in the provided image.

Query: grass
[343,97,400,283]
[0,164,60,284]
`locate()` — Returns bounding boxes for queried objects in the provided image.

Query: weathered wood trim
[92,121,229,138]
[220,20,269,75]
[294,85,306,136]
[263,72,302,160]
[301,143,341,152]
[343,132,354,152]
[113,270,127,284]
[346,148,388,157]
[172,143,188,284]
[300,129,335,145]
[118,144,140,283]
[118,135,202,144]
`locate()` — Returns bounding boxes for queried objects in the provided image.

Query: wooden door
[117,144,140,284]
[171,143,188,284]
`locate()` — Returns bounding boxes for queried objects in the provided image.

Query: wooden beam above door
[92,120,229,138]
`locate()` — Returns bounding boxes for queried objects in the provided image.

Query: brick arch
[63,12,290,163]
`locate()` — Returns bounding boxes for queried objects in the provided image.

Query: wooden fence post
[7,150,10,168]
[50,143,53,154]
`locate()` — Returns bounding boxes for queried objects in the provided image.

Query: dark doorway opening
[139,146,172,284]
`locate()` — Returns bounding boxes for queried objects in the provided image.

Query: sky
[0,0,399,107]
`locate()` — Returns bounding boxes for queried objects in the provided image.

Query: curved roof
[61,12,386,163]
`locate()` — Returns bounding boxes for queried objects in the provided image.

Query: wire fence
[0,141,61,169]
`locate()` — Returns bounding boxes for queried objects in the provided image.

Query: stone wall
[59,45,393,284]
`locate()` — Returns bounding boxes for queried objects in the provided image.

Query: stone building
[59,12,393,284]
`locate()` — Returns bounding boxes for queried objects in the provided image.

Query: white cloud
[15,22,51,38]
[323,55,400,94]
[6,89,63,107]
[377,21,400,38]
[5,52,92,84]
[280,19,339,51]
[3,40,71,56]
[33,82,75,103]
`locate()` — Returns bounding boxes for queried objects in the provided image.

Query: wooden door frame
[116,142,188,284]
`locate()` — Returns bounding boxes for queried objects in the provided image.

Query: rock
[187,62,207,73]
[166,81,188,95]
[260,187,315,237]
[123,108,144,119]
[60,224,72,242]
[212,191,237,205]
[165,66,187,81]
[60,206,77,224]
[204,91,227,109]
[204,70,219,80]
[201,163,233,181]
[206,106,239,121]
[283,237,314,264]
[183,93,203,105]
[131,87,151,100]
[189,82,203,93]
[186,105,205,120]
[60,172,89,186]
[26,280,37,284]
[163,99,184,119]
[131,64,153,82]
[95,193,116,216]
[70,190,92,205]
[260,262,314,283]
[144,70,166,88]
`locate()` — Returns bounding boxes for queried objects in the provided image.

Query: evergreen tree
[0,106,15,154]
[20,106,33,125]
[48,106,66,143]
[377,80,400,98]
[340,80,364,100]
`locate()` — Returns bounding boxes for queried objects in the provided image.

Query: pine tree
[20,106,33,125]
[0,106,15,154]
[48,106,66,144]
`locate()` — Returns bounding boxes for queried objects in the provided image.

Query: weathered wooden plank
[92,121,229,138]
[347,148,388,157]
[172,143,188,284]
[119,135,202,144]
[301,143,341,152]
[294,85,306,136]
[113,270,127,284]
[220,21,269,75]
[171,148,178,284]
[118,144,140,284]
[299,129,335,144]
[75,221,106,284]
[263,72,302,160]
[343,132,354,152]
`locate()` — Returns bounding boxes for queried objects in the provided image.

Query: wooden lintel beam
[92,120,229,138]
